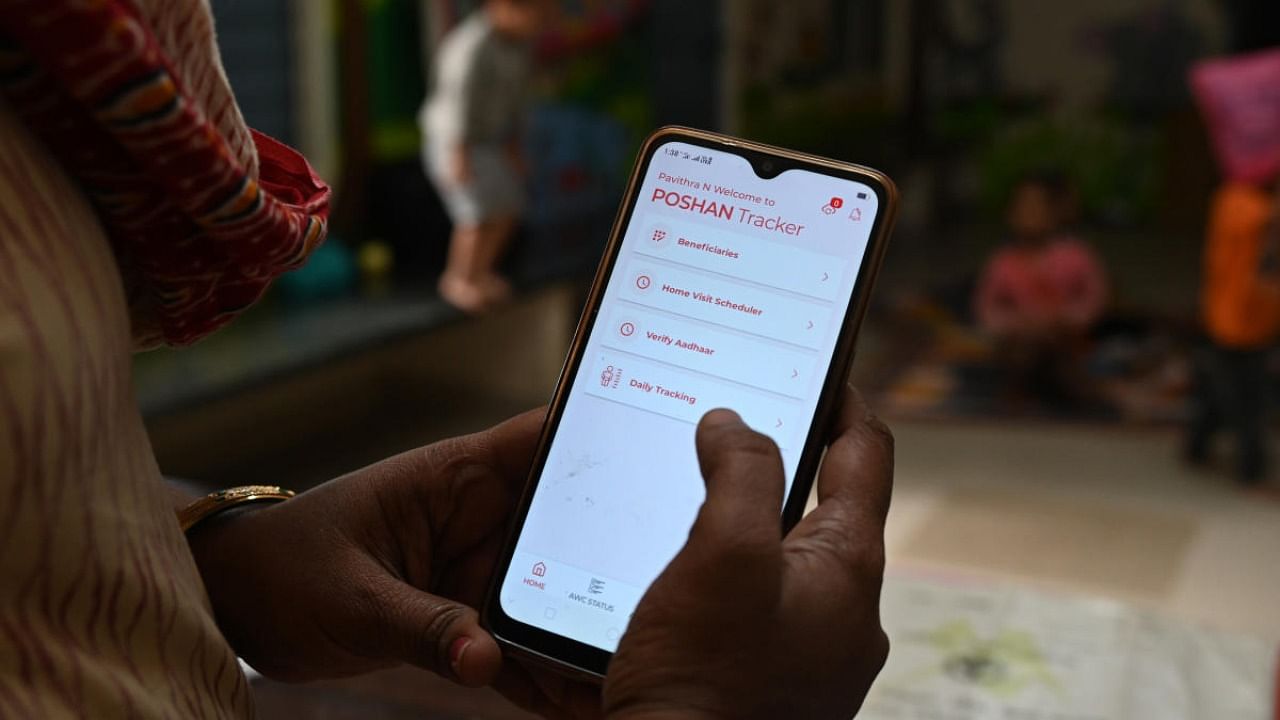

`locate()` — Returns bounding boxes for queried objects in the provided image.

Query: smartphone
[484,127,897,679]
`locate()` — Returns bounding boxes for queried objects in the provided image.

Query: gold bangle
[178,485,296,533]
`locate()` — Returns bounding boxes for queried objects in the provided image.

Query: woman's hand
[603,387,894,720]
[188,410,546,687]
[188,385,893,720]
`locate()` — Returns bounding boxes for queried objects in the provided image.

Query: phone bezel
[482,126,898,680]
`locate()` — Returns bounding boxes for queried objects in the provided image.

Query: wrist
[179,485,295,534]
[185,493,284,580]
[185,499,284,648]
[185,501,269,550]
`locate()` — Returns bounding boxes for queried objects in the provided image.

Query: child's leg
[439,223,489,312]
[476,214,518,300]
[1228,349,1269,483]
[1185,345,1223,464]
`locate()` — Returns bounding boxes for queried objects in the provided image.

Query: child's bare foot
[438,274,490,314]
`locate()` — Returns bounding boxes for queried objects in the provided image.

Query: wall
[209,0,295,143]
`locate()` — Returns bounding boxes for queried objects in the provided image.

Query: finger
[415,407,546,555]
[375,579,503,688]
[435,527,506,608]
[796,385,894,537]
[480,406,548,482]
[689,409,785,547]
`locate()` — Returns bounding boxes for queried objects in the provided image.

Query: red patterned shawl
[0,0,330,348]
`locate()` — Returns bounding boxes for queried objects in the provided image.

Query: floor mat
[864,302,1194,425]
[863,570,1278,720]
[901,487,1198,601]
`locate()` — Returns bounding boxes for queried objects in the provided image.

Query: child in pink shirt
[976,176,1108,337]
[975,174,1109,407]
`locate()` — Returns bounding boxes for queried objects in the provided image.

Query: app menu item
[585,352,802,449]
[603,308,816,398]
[634,216,846,301]
[626,262,832,350]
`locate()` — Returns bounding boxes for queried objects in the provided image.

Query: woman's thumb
[376,580,503,687]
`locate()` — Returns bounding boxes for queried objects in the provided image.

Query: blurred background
[141,0,1280,717]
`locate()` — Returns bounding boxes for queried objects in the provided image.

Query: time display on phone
[664,146,713,165]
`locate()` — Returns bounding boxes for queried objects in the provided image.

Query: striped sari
[0,1,328,716]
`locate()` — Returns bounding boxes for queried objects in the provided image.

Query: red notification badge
[830,197,844,209]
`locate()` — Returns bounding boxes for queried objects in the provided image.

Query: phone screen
[496,138,882,654]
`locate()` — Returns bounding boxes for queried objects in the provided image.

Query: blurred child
[974,173,1109,408]
[421,0,549,312]
[1185,179,1280,484]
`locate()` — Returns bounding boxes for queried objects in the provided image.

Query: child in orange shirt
[1185,179,1280,483]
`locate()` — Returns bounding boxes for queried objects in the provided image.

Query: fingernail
[449,636,471,676]
[702,409,742,427]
